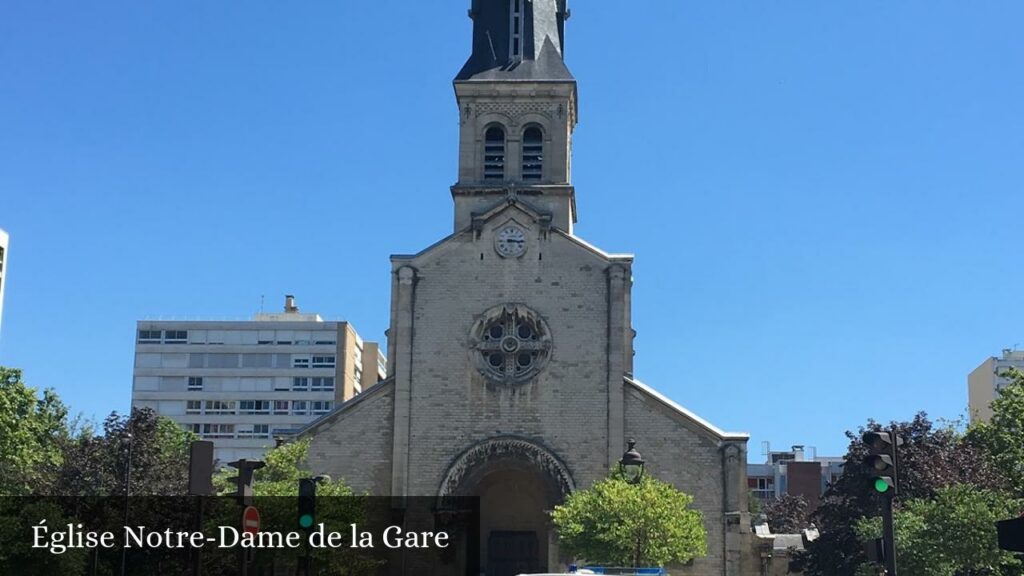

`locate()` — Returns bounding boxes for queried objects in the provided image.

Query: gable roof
[625,376,749,442]
[295,378,395,437]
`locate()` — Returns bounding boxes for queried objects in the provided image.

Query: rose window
[470,305,552,384]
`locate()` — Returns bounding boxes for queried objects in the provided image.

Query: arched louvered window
[522,126,544,181]
[484,126,506,181]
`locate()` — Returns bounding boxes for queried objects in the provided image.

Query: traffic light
[188,440,214,496]
[862,431,901,496]
[861,430,903,576]
[226,459,266,506]
[996,515,1024,553]
[298,478,317,530]
[863,537,885,564]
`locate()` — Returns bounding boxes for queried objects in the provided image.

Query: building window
[202,424,234,438]
[293,377,309,391]
[749,477,775,500]
[293,356,310,369]
[138,330,161,343]
[187,377,204,391]
[237,424,270,439]
[186,400,201,414]
[164,330,187,343]
[522,126,543,180]
[292,401,308,415]
[311,401,333,415]
[273,400,290,415]
[484,126,506,180]
[204,400,235,415]
[312,355,335,368]
[239,400,270,415]
[311,377,335,392]
[469,304,553,385]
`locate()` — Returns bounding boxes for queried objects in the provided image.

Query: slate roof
[456,0,574,82]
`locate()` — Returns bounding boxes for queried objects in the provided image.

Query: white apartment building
[0,228,8,335]
[969,348,1024,423]
[131,296,386,463]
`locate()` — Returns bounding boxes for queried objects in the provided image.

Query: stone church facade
[302,1,757,574]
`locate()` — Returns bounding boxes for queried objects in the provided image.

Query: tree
[208,439,368,576]
[212,438,353,497]
[854,485,1024,576]
[0,367,69,495]
[100,407,196,496]
[804,413,1006,576]
[551,472,706,568]
[763,494,810,534]
[969,368,1024,498]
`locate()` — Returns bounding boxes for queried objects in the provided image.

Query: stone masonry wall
[305,383,395,494]
[625,384,727,576]
[399,205,620,497]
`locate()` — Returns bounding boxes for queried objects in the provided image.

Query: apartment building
[131,296,386,462]
[747,444,844,510]
[968,348,1024,423]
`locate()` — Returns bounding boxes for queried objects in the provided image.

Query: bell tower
[452,0,578,233]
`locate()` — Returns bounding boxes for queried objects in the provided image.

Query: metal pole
[192,496,204,576]
[120,431,132,576]
[884,427,899,576]
[882,494,897,575]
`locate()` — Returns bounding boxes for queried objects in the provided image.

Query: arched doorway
[438,437,576,576]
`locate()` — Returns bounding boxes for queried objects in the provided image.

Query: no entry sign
[242,506,260,534]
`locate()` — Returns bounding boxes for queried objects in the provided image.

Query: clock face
[495,225,527,258]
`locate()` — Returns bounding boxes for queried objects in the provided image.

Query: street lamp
[120,430,133,576]
[619,439,645,484]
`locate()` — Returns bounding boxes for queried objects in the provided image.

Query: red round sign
[242,506,260,534]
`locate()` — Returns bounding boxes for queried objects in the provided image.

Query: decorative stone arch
[517,112,552,132]
[437,436,576,502]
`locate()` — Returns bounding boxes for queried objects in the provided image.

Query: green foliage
[804,412,1007,575]
[969,367,1024,497]
[551,471,706,568]
[213,438,353,497]
[853,485,1024,576]
[763,494,810,534]
[0,499,88,576]
[208,439,367,576]
[0,367,69,495]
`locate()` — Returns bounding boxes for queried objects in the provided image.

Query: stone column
[722,441,753,576]
[606,264,628,469]
[391,266,417,501]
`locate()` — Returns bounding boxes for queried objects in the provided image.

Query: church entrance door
[437,438,576,576]
[487,531,539,576]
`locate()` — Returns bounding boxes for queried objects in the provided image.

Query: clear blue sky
[2,1,1022,460]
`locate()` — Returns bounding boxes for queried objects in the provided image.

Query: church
[301,1,757,574]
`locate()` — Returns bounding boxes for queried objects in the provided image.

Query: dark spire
[456,0,573,82]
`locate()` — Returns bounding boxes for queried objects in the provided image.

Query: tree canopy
[551,472,706,568]
[854,485,1023,576]
[804,412,1007,575]
[763,494,810,534]
[969,367,1024,498]
[0,367,69,495]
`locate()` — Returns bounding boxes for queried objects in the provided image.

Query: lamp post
[619,439,645,484]
[120,430,133,576]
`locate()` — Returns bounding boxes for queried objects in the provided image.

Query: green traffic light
[874,478,891,493]
[299,514,314,529]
